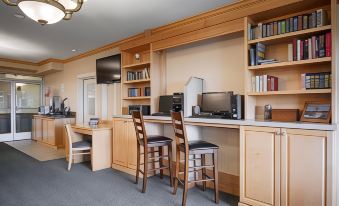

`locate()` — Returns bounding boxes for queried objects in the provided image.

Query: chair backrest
[170,111,188,151]
[64,124,73,155]
[131,110,148,146]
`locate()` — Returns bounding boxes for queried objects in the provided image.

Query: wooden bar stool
[132,111,173,193]
[170,111,219,206]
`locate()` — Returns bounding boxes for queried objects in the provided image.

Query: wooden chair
[132,110,173,193]
[64,124,92,171]
[170,111,219,206]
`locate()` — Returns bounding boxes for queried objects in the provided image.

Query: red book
[300,40,304,60]
[267,75,271,91]
[326,32,332,57]
[271,76,279,91]
[293,39,297,61]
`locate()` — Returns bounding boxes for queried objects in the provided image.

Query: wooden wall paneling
[150,46,165,113]
[152,18,244,51]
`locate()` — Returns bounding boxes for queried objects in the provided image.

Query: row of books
[301,72,331,90]
[251,75,279,92]
[287,32,331,61]
[126,68,150,81]
[249,42,275,66]
[248,9,328,40]
[128,87,151,97]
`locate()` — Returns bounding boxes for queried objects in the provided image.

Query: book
[263,24,267,38]
[312,36,316,58]
[325,32,331,57]
[289,17,294,32]
[273,21,278,35]
[260,76,263,92]
[263,75,268,92]
[297,15,303,31]
[319,34,325,58]
[248,23,252,40]
[267,75,271,91]
[297,39,301,61]
[308,38,313,59]
[316,9,328,27]
[281,20,286,34]
[300,40,304,60]
[301,73,306,89]
[277,21,281,35]
[303,15,308,30]
[293,39,297,61]
[286,18,290,33]
[288,43,293,61]
[258,23,263,39]
[271,76,279,91]
[256,76,260,92]
[256,43,266,65]
[270,22,274,36]
[304,39,308,60]
[249,47,256,66]
[293,16,298,32]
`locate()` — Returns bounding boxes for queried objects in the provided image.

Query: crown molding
[1,0,304,67]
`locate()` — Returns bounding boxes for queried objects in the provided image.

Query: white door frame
[77,73,97,123]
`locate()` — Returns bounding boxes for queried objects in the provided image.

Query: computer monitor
[159,95,173,113]
[201,92,231,113]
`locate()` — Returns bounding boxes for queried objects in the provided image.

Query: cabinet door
[127,121,137,170]
[42,119,48,143]
[35,118,42,141]
[47,120,56,145]
[113,120,128,167]
[240,126,280,206]
[281,129,326,206]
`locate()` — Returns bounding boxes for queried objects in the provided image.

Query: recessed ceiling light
[71,49,77,52]
[14,13,25,19]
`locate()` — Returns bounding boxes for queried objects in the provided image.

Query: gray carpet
[0,143,239,206]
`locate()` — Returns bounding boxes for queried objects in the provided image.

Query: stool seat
[180,140,219,151]
[146,135,173,145]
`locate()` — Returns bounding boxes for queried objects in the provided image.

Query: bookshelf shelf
[248,57,332,70]
[248,25,332,45]
[247,89,332,96]
[123,79,150,84]
[122,61,150,69]
[123,96,151,100]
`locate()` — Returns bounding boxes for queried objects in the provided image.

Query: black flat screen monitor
[96,54,121,84]
[159,95,173,113]
[201,92,231,113]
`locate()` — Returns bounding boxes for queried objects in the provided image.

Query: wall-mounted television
[96,54,121,84]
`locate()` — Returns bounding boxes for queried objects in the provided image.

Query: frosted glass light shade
[58,0,77,10]
[18,1,65,24]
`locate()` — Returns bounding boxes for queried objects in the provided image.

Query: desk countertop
[112,115,337,131]
[71,123,112,131]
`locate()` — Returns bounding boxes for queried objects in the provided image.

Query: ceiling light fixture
[71,49,77,52]
[2,0,84,25]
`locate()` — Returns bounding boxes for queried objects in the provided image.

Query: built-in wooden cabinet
[32,115,75,149]
[112,119,137,174]
[240,126,328,206]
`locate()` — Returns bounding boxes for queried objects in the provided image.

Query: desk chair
[132,111,173,193]
[64,124,92,171]
[170,111,219,206]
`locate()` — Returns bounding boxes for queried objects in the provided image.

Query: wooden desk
[70,123,112,171]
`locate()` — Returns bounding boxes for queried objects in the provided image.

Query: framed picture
[300,101,331,123]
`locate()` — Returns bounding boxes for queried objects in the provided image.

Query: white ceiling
[0,0,236,63]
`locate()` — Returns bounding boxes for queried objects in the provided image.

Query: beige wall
[44,47,121,119]
[165,33,244,95]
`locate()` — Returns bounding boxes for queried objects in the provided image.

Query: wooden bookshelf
[244,4,333,120]
[248,57,332,70]
[248,25,332,45]
[123,79,150,84]
[122,61,150,69]
[123,96,151,100]
[247,89,332,96]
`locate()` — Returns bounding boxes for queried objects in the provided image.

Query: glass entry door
[14,83,41,140]
[0,81,12,142]
[83,78,96,123]
[0,80,41,142]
